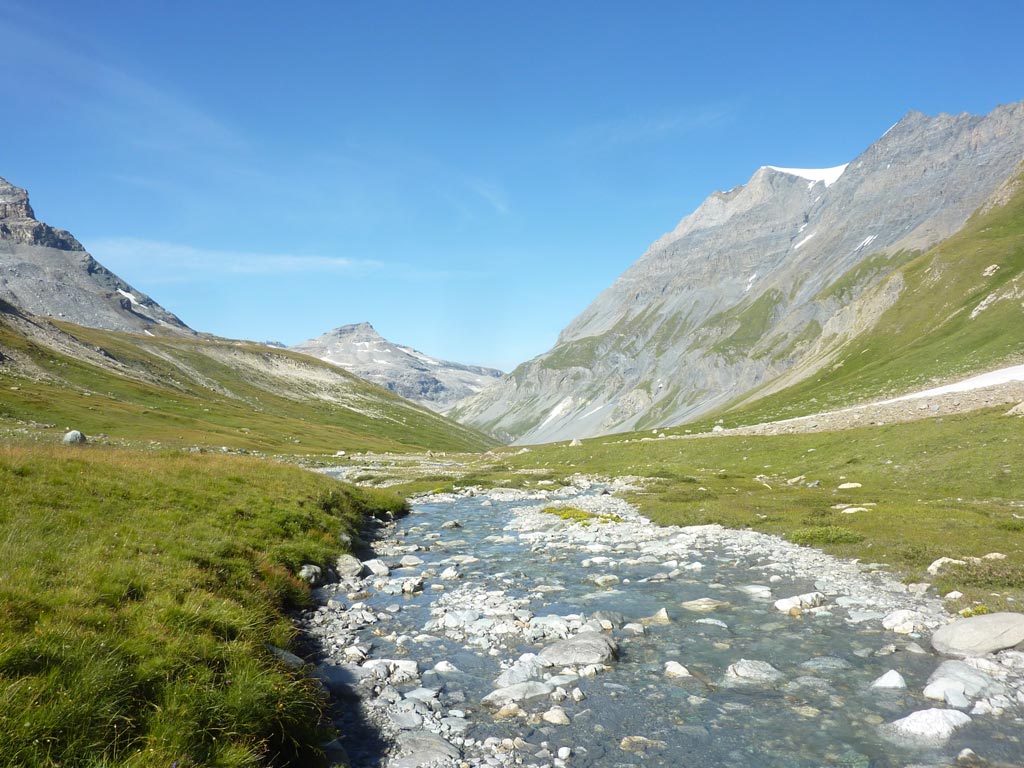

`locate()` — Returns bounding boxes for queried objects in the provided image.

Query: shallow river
[307,481,1024,767]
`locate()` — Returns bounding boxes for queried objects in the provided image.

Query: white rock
[362,558,390,577]
[924,660,1006,700]
[481,681,555,708]
[774,592,825,613]
[930,612,1024,657]
[882,609,928,634]
[870,670,907,689]
[681,597,729,612]
[884,708,971,743]
[665,661,692,678]
[927,556,967,576]
[837,482,862,490]
[542,705,571,725]
[724,659,784,684]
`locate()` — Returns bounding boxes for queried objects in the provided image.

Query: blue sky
[2,1,1022,370]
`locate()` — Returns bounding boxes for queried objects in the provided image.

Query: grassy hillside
[0,444,406,767]
[0,311,497,454]
[720,173,1024,426]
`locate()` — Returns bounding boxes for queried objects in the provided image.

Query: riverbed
[302,477,1024,767]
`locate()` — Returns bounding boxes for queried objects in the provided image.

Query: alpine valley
[449,101,1024,443]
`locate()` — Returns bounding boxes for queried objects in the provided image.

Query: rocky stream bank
[295,477,1024,768]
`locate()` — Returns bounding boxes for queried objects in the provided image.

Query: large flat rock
[538,632,618,666]
[930,612,1024,657]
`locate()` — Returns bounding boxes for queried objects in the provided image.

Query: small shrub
[790,526,866,546]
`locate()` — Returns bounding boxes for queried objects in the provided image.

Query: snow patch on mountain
[766,163,849,187]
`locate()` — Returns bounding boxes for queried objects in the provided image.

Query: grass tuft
[0,444,405,767]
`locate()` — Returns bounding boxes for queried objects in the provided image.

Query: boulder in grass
[62,430,87,445]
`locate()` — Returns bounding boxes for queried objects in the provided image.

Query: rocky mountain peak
[0,176,83,251]
[0,176,36,220]
[0,174,191,334]
[291,325,502,414]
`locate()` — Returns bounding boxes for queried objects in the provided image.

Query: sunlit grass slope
[0,445,406,768]
[721,173,1024,426]
[0,316,496,454]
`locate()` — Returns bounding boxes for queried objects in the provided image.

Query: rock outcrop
[450,101,1024,443]
[0,176,191,335]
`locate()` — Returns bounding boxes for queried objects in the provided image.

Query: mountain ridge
[450,100,1024,444]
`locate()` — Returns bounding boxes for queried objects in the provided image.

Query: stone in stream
[539,632,618,666]
[542,705,571,725]
[923,660,1006,701]
[495,653,551,687]
[882,708,971,744]
[362,558,390,577]
[390,730,460,768]
[389,710,423,730]
[882,609,929,634]
[665,661,692,678]
[481,681,555,708]
[591,610,627,628]
[620,735,668,753]
[335,554,364,579]
[870,669,907,690]
[773,592,825,613]
[639,607,671,625]
[724,659,785,685]
[930,612,1024,657]
[680,597,730,612]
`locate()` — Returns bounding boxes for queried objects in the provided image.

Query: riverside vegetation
[0,444,406,767]
[368,404,1024,612]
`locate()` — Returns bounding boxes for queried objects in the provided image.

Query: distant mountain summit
[450,100,1024,443]
[290,322,503,413]
[0,176,190,335]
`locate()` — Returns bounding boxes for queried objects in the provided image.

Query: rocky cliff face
[0,176,191,335]
[290,322,503,413]
[450,100,1024,444]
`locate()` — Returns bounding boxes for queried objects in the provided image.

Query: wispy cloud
[88,237,384,282]
[0,4,243,157]
[87,237,477,285]
[462,176,511,216]
[567,104,736,150]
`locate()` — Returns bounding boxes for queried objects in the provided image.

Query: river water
[307,480,1024,767]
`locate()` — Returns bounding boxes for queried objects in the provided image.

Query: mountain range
[0,176,495,454]
[290,322,502,413]
[449,101,1024,443]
